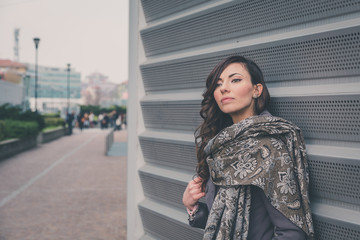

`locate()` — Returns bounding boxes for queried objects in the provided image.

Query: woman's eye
[232,78,241,83]
[216,82,222,87]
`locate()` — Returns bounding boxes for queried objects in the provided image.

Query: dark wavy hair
[195,55,270,189]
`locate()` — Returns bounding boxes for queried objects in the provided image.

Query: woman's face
[213,63,262,123]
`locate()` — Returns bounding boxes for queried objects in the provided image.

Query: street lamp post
[33,38,40,112]
[67,63,71,112]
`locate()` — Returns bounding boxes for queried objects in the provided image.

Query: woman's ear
[253,84,263,98]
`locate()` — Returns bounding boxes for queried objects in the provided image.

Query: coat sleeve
[188,202,209,229]
[188,179,215,229]
[257,188,307,239]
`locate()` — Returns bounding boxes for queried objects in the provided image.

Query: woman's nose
[220,82,230,93]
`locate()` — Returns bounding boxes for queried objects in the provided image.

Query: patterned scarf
[203,115,314,240]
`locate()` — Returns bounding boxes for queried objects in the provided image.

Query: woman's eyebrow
[229,73,243,78]
[218,73,243,80]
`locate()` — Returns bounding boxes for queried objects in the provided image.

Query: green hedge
[0,121,5,141]
[0,104,45,130]
[79,104,126,116]
[0,120,39,141]
[43,112,61,118]
[44,117,65,128]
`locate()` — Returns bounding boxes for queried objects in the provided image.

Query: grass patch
[42,126,64,133]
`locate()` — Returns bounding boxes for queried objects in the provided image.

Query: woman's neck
[231,111,256,123]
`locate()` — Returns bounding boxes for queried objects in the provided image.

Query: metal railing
[105,129,114,155]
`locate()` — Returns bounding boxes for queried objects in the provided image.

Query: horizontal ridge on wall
[141,94,360,142]
[308,153,360,206]
[140,135,196,172]
[270,95,360,142]
[139,234,157,240]
[141,0,208,22]
[139,199,203,240]
[141,0,360,56]
[139,169,187,209]
[141,100,202,131]
[312,202,360,240]
[141,26,360,93]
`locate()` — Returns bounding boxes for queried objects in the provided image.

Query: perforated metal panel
[270,95,360,142]
[308,154,360,206]
[139,201,203,240]
[141,0,208,22]
[140,137,197,171]
[313,215,360,240]
[139,170,187,208]
[141,100,201,131]
[141,0,360,56]
[141,95,360,142]
[141,57,216,92]
[141,26,360,93]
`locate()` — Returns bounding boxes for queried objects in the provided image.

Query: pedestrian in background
[102,113,109,129]
[89,112,94,128]
[115,115,122,131]
[66,111,74,135]
[98,113,104,129]
[77,112,84,131]
[83,112,89,128]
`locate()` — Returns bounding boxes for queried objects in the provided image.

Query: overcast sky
[0,0,129,84]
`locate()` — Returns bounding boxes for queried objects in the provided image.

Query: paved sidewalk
[0,128,127,240]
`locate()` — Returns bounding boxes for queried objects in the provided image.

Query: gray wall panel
[141,26,360,93]
[141,0,360,56]
[313,214,360,240]
[141,95,360,142]
[269,95,360,142]
[139,200,204,240]
[139,170,187,209]
[140,136,197,171]
[141,100,201,131]
[130,0,360,239]
[141,0,209,22]
[308,155,360,206]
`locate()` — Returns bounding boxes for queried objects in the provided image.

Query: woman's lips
[221,97,233,103]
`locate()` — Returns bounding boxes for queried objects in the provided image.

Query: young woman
[182,56,314,239]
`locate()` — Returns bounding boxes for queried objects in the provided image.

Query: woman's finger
[188,181,202,190]
[193,191,206,201]
[192,176,203,184]
[189,188,203,196]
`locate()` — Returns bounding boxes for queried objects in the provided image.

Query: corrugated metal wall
[128,1,360,239]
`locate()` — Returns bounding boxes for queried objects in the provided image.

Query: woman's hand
[182,176,206,210]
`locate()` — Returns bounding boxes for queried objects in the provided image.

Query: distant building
[0,60,82,114]
[82,72,127,107]
[0,59,28,107]
[0,59,27,83]
[117,81,128,107]
[25,64,82,114]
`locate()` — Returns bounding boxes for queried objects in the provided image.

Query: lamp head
[33,38,40,49]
